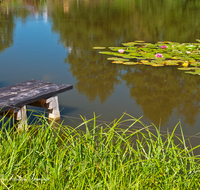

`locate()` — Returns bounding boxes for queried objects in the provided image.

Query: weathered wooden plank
[0,81,73,113]
[0,79,51,99]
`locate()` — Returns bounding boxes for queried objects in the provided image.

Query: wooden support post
[28,96,61,122]
[15,105,28,131]
[46,96,60,121]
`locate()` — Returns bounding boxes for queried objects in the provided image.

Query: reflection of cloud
[35,11,39,20]
[68,47,72,53]
[43,74,55,81]
[43,5,48,23]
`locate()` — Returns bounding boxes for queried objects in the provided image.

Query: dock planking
[0,79,73,129]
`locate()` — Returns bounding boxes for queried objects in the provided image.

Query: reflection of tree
[0,0,46,54]
[121,66,200,126]
[67,50,120,103]
[50,0,135,103]
[132,0,200,42]
[50,0,200,103]
[51,0,200,47]
[50,0,137,49]
[0,3,15,53]
[50,0,200,124]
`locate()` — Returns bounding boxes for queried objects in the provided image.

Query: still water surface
[1,0,200,143]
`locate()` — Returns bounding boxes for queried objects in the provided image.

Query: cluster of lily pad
[93,40,200,75]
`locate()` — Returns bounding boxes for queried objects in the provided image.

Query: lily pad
[122,42,138,47]
[123,62,138,65]
[140,60,149,63]
[109,47,126,51]
[93,47,106,49]
[190,62,200,66]
[99,51,115,55]
[151,63,164,67]
[165,61,179,66]
[112,61,124,64]
[177,67,197,70]
[171,57,180,60]
[134,40,145,43]
[97,39,200,76]
[107,57,129,61]
[185,70,200,75]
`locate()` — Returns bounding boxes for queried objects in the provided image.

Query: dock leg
[46,96,60,121]
[15,105,28,131]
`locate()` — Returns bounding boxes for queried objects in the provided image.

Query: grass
[0,112,200,189]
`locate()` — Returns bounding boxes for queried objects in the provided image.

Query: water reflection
[121,66,200,126]
[1,0,200,128]
[0,2,15,53]
[67,51,120,103]
[132,0,200,42]
[0,0,39,53]
[49,0,200,125]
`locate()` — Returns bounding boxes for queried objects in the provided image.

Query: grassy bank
[0,113,200,189]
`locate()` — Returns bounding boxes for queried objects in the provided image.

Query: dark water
[1,0,200,145]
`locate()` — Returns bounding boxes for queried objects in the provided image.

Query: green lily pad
[154,58,165,64]
[112,60,124,64]
[151,63,165,67]
[190,62,200,66]
[121,56,137,59]
[128,52,142,57]
[165,61,179,66]
[123,62,138,65]
[109,47,126,51]
[134,40,145,43]
[142,54,155,59]
[122,42,138,47]
[177,67,197,70]
[162,54,173,59]
[141,60,152,65]
[97,40,200,75]
[107,57,129,61]
[93,47,106,49]
[185,70,200,75]
[99,51,115,55]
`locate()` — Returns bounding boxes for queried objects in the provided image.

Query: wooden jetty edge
[0,79,73,130]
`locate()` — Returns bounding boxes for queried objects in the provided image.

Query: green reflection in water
[49,0,200,125]
[121,65,200,126]
[0,0,39,53]
[50,0,200,46]
[1,0,200,127]
[67,51,121,104]
[0,2,15,53]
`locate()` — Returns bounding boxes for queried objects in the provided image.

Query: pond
[1,0,200,146]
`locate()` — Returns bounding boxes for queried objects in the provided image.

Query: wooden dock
[0,79,73,130]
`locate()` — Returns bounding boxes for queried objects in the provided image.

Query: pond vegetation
[97,40,200,75]
[0,113,200,189]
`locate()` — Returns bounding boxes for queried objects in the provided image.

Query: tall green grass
[0,113,200,189]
